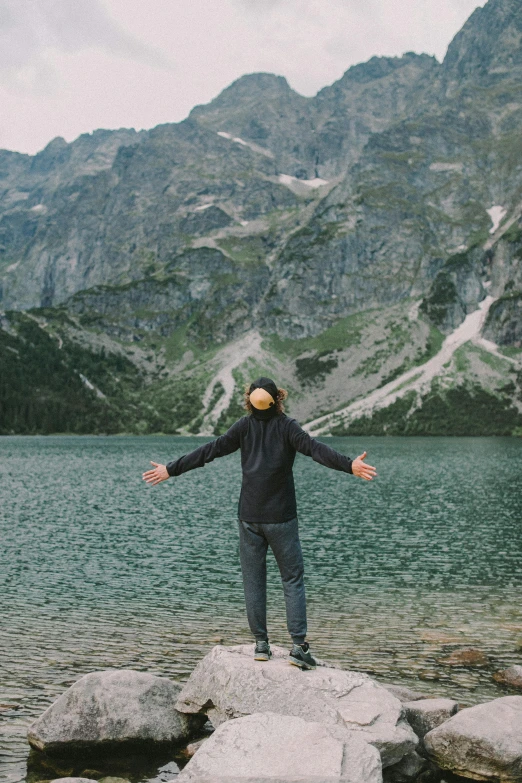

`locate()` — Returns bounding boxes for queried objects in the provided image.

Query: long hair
[243,383,288,415]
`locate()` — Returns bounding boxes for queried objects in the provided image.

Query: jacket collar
[250,406,278,421]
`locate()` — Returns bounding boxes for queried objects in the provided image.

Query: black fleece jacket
[166,410,353,523]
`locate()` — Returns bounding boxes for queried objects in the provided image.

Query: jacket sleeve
[166,418,244,477]
[286,418,353,474]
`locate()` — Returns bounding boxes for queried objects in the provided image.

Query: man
[142,376,377,670]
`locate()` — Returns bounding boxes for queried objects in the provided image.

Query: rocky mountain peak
[314,51,439,120]
[334,52,438,86]
[190,72,299,116]
[30,136,70,173]
[441,0,522,88]
[188,71,313,174]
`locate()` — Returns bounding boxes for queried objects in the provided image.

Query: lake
[1,434,521,782]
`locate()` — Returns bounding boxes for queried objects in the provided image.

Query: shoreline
[1,432,522,437]
[19,645,522,783]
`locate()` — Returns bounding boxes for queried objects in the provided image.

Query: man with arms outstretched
[143,376,377,670]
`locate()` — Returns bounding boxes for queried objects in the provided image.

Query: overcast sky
[1,0,484,155]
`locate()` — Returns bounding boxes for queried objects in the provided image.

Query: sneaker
[254,640,272,661]
[288,641,317,670]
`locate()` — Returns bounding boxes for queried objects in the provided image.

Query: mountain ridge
[1,0,521,436]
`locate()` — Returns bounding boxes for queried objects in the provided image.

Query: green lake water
[1,434,521,782]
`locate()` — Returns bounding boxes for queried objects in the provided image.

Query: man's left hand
[351,451,377,481]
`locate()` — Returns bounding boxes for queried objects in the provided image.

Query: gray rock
[50,779,99,783]
[483,293,522,347]
[177,711,383,783]
[379,684,430,703]
[180,206,232,236]
[419,249,486,334]
[493,665,522,688]
[174,644,417,767]
[27,669,205,752]
[98,778,131,783]
[423,695,522,782]
[384,750,427,782]
[402,698,459,739]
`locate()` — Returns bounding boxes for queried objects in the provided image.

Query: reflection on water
[1,435,521,782]
[24,745,190,783]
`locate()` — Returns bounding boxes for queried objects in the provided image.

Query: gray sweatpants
[238,516,307,645]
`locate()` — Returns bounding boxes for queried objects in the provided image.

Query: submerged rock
[423,695,522,781]
[437,648,489,667]
[174,644,417,767]
[27,669,205,753]
[493,665,522,689]
[177,711,383,783]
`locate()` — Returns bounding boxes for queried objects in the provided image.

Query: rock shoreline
[27,644,522,783]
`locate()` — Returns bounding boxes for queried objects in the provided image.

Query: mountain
[1,0,521,436]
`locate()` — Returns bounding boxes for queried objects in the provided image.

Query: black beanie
[249,376,279,405]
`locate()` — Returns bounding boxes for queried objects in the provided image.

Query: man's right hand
[351,451,377,481]
[142,461,170,486]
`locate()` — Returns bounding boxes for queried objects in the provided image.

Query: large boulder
[174,645,417,767]
[177,711,383,783]
[423,695,522,781]
[27,669,205,752]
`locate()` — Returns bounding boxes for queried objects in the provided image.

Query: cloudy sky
[1,0,483,155]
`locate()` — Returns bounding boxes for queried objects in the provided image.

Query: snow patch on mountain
[429,162,464,172]
[487,205,507,234]
[278,174,329,189]
[79,373,106,399]
[217,131,274,158]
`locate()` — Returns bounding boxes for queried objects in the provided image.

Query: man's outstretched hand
[142,461,169,486]
[351,451,377,481]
